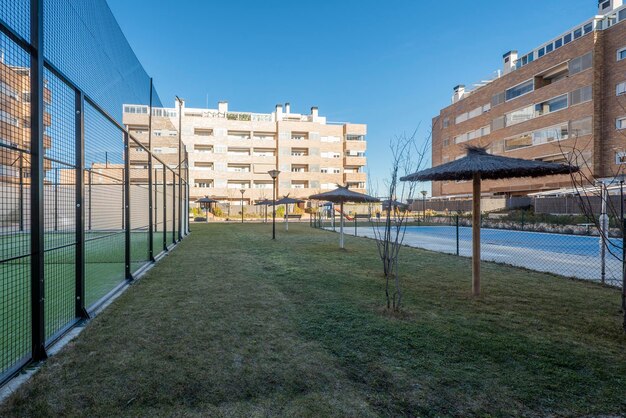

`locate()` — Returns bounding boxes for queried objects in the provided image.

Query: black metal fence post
[30,0,47,362]
[75,89,88,318]
[172,173,176,244]
[147,78,154,261]
[124,131,131,280]
[456,215,460,256]
[19,155,24,231]
[354,215,357,236]
[163,165,167,252]
[54,167,58,231]
[88,169,92,230]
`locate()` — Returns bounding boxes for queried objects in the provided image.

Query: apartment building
[0,60,52,183]
[123,101,367,205]
[431,0,626,198]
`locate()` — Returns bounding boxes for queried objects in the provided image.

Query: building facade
[431,0,626,198]
[123,101,367,205]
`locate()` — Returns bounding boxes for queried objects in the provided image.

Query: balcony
[344,172,366,183]
[344,156,366,166]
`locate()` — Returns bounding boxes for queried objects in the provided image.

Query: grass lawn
[1,223,625,416]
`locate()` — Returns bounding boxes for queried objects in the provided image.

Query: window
[538,47,545,58]
[569,85,592,106]
[228,131,250,140]
[194,128,213,136]
[504,123,568,151]
[564,33,572,44]
[227,164,250,172]
[195,181,213,188]
[505,79,534,101]
[570,117,593,137]
[546,43,554,53]
[616,152,626,165]
[291,132,308,140]
[320,167,340,174]
[617,117,626,130]
[455,113,468,124]
[491,91,506,107]
[569,52,593,75]
[123,105,148,114]
[291,165,308,173]
[254,148,275,157]
[195,145,213,153]
[492,115,506,131]
[442,138,450,147]
[442,117,450,128]
[583,22,593,34]
[535,94,568,116]
[346,134,364,141]
[555,38,563,49]
[135,147,145,152]
[253,132,276,141]
[574,28,582,39]
[618,47,626,61]
[195,162,214,170]
[601,0,611,10]
[505,105,535,126]
[291,148,308,156]
[617,82,626,96]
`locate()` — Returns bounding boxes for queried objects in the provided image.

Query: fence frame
[0,2,190,386]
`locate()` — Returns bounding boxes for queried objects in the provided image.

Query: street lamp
[240,188,245,224]
[268,169,280,239]
[421,190,427,222]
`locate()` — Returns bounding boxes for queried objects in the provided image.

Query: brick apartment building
[123,101,367,205]
[431,0,626,199]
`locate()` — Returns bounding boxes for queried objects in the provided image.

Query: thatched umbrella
[196,196,218,221]
[275,196,304,231]
[254,199,272,223]
[401,146,578,296]
[309,186,379,248]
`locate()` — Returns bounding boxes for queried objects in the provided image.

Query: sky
[107,0,594,193]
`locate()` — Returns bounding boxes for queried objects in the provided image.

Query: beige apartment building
[431,0,626,199]
[123,101,367,205]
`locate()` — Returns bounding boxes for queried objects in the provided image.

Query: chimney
[452,85,465,104]
[275,104,283,121]
[503,50,518,75]
[311,106,318,118]
[284,102,291,114]
[218,101,228,114]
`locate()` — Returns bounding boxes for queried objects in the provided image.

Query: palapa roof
[401,146,579,182]
[275,196,305,205]
[254,199,272,206]
[196,196,218,203]
[309,186,380,204]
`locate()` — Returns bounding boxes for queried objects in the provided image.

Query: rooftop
[452,1,626,104]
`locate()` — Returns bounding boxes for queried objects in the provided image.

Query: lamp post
[421,190,427,222]
[240,188,245,224]
[268,169,280,239]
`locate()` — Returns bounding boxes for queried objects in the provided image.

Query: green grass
[1,223,625,417]
[1,229,174,378]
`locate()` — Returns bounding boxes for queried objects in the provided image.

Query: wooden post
[472,173,481,296]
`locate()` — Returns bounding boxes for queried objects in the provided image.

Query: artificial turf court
[0,228,176,380]
[1,223,625,416]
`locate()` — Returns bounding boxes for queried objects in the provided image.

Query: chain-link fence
[0,0,189,385]
[313,212,624,287]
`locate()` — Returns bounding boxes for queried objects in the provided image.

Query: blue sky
[107,0,594,192]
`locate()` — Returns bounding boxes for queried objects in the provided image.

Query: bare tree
[369,128,430,311]
[555,110,626,332]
